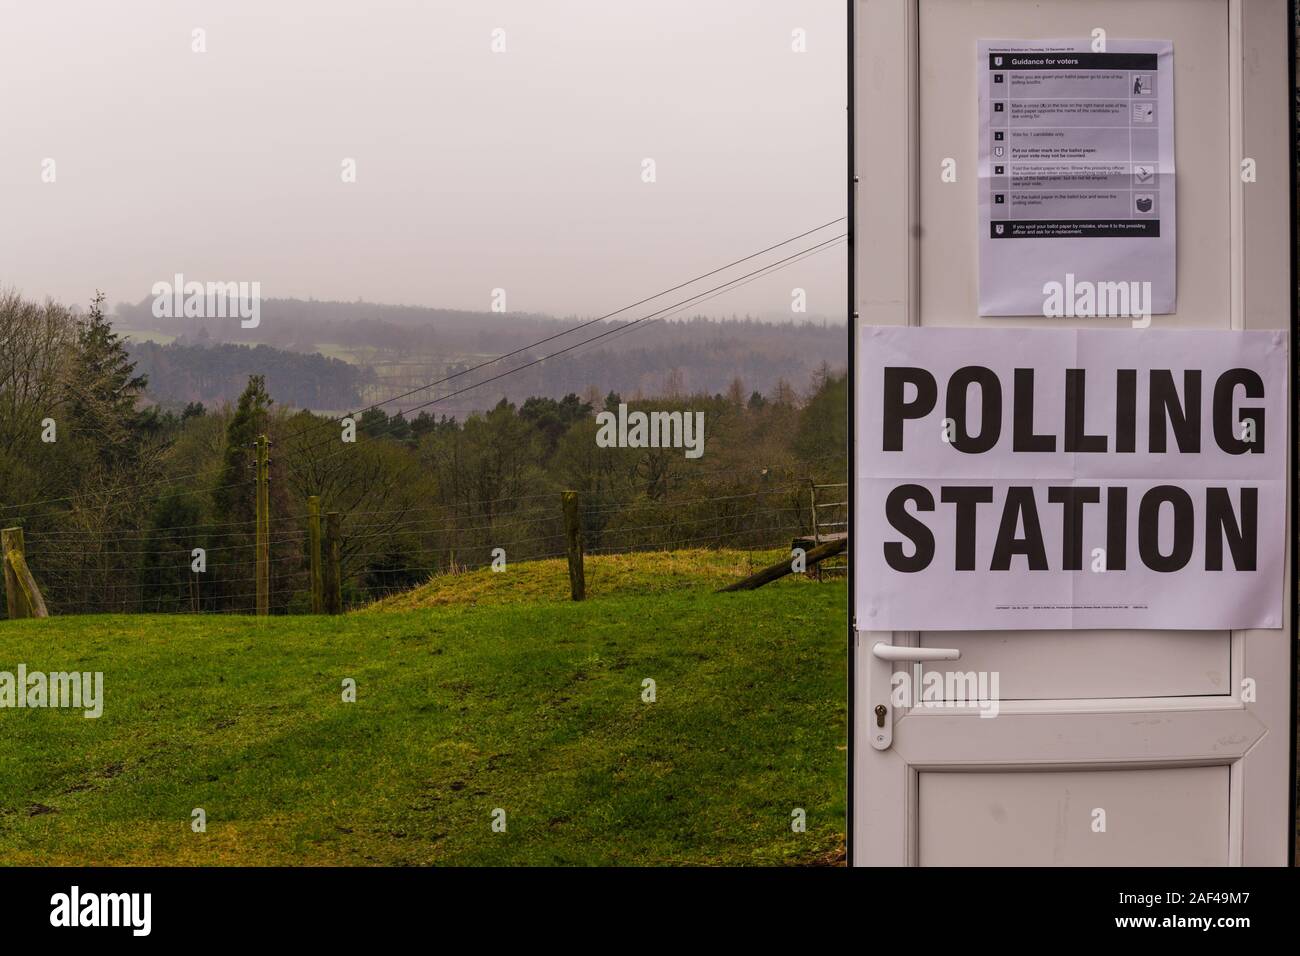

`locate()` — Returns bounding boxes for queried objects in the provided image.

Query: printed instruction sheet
[978,39,1175,317]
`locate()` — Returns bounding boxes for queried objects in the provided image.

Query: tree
[726,377,746,407]
[358,407,391,437]
[769,377,798,408]
[520,393,592,456]
[794,370,848,477]
[0,291,78,507]
[63,291,148,464]
[279,408,429,593]
[213,374,272,525]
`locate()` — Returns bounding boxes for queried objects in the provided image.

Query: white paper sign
[856,327,1286,631]
[978,40,1176,318]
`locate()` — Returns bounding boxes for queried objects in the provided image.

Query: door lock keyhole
[874,704,887,727]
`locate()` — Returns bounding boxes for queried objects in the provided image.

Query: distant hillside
[126,340,372,411]
[114,296,847,413]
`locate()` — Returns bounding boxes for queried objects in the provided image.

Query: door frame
[846,0,1299,866]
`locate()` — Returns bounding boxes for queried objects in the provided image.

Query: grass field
[0,551,846,866]
[366,547,814,610]
[112,328,177,346]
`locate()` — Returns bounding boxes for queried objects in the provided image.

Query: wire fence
[2,481,834,618]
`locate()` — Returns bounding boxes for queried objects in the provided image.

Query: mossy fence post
[562,490,585,601]
[2,527,49,619]
[255,434,270,616]
[324,511,342,614]
[308,495,323,613]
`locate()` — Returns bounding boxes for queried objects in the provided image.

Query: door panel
[919,630,1231,699]
[918,766,1230,866]
[917,0,1232,331]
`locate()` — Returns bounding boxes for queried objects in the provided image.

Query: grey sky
[0,0,846,321]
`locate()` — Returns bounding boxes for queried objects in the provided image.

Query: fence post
[562,491,585,601]
[255,434,270,616]
[2,527,21,619]
[324,511,342,614]
[308,495,323,613]
[2,527,48,619]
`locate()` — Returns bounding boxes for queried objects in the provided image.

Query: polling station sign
[857,326,1287,630]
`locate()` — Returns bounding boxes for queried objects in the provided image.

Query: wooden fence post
[562,491,585,601]
[716,537,847,593]
[324,511,342,614]
[308,495,323,613]
[255,435,270,616]
[2,527,20,619]
[2,527,48,619]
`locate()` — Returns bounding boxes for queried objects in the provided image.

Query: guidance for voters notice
[978,39,1175,317]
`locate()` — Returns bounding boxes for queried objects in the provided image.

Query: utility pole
[255,434,270,616]
[308,495,323,613]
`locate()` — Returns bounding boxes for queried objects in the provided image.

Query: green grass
[0,552,846,866]
[366,547,807,611]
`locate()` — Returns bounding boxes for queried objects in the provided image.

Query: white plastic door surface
[851,0,1293,866]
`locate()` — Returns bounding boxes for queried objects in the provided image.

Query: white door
[851,0,1293,865]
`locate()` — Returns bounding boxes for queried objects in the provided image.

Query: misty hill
[114,296,846,413]
[126,340,372,411]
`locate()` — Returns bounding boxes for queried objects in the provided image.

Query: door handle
[871,642,961,663]
[862,636,963,751]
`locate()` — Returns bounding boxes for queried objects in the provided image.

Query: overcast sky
[0,0,846,321]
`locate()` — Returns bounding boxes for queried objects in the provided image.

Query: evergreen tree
[65,290,148,462]
[213,374,272,524]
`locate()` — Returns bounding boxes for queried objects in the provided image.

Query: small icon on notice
[994,146,1004,158]
[994,193,1005,204]
[994,102,1004,113]
[1133,75,1153,95]
[994,73,1005,83]
[1132,102,1154,123]
[1135,193,1155,213]
[994,164,1005,175]
[995,223,1005,235]
[994,56,1003,66]
[994,131,1004,141]
[1133,164,1154,185]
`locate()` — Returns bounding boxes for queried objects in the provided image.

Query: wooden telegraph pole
[324,510,342,614]
[562,490,585,601]
[255,435,270,616]
[308,495,323,613]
